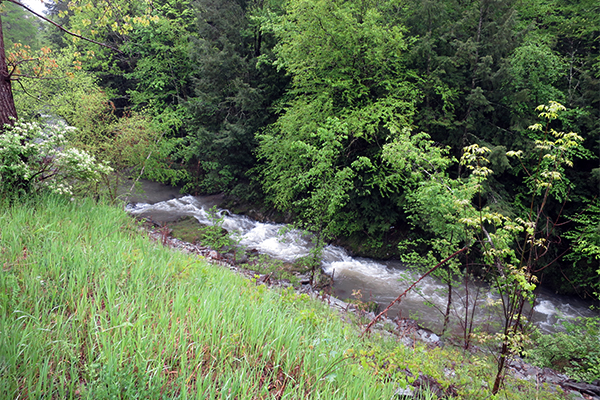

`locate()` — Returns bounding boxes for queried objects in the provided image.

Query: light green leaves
[506,150,523,158]
[535,100,566,120]
[522,101,588,199]
[258,117,354,236]
[257,0,418,239]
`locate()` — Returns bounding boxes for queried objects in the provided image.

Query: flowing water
[125,188,598,335]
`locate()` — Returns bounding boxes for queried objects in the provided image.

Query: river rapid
[122,181,598,335]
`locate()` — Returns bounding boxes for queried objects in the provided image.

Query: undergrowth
[527,317,600,383]
[0,195,570,399]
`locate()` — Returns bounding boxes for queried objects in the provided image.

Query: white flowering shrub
[0,121,113,199]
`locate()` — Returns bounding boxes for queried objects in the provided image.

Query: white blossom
[1,120,113,198]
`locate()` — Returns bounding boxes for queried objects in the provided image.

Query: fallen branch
[362,246,469,335]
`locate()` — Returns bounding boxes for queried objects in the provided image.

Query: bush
[527,316,600,383]
[0,120,112,200]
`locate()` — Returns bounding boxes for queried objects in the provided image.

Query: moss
[168,216,205,243]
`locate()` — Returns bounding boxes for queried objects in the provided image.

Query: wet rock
[247,209,266,222]
[567,391,587,400]
[542,367,567,385]
[392,386,414,399]
[507,357,600,399]
[561,381,600,399]
[416,329,441,346]
[236,253,249,264]
[164,216,204,243]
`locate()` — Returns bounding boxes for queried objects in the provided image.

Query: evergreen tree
[182,0,287,195]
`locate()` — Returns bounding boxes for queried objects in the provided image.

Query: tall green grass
[0,196,392,398]
[0,195,568,399]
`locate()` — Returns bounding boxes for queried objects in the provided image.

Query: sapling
[198,205,243,262]
[458,102,587,393]
[380,102,588,394]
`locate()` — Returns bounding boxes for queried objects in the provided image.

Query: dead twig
[362,246,469,336]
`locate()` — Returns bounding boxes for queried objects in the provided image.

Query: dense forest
[1,0,599,300]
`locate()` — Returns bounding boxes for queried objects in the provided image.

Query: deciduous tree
[0,0,123,127]
[258,0,419,244]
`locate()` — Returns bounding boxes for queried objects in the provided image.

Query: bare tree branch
[362,246,469,335]
[10,74,63,80]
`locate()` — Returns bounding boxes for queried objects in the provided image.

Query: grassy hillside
[0,195,567,399]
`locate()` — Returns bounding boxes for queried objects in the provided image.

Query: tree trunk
[0,15,18,128]
[441,281,452,336]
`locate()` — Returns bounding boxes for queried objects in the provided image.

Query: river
[122,181,598,335]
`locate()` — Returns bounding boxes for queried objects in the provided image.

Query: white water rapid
[126,194,598,335]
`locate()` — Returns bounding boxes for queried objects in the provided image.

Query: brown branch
[8,57,42,69]
[6,0,124,54]
[532,245,571,273]
[362,246,469,335]
[10,73,64,80]
[12,76,39,100]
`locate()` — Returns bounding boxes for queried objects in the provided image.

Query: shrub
[527,316,600,383]
[0,120,112,200]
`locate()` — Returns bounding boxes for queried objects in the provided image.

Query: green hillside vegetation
[0,0,598,396]
[0,195,571,399]
[3,0,597,298]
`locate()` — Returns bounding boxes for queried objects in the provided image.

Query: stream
[123,181,598,335]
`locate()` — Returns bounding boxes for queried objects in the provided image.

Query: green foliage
[258,0,419,242]
[405,0,523,151]
[504,40,566,117]
[389,102,589,392]
[124,0,196,111]
[5,0,596,299]
[12,46,190,197]
[0,120,112,200]
[198,205,241,255]
[527,317,600,383]
[17,60,107,125]
[55,0,157,77]
[178,0,287,194]
[569,205,600,262]
[564,202,600,298]
[1,1,43,50]
[258,117,355,238]
[247,255,300,285]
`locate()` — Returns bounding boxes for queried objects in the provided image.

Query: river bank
[2,193,596,398]
[137,207,599,400]
[119,180,600,395]
[123,185,598,336]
